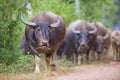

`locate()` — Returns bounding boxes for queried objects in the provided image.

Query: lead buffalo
[64,20,97,65]
[111,30,120,61]
[20,11,66,73]
[91,22,111,60]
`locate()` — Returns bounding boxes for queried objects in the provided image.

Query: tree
[0,0,26,65]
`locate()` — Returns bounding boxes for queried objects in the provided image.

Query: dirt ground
[47,61,120,80]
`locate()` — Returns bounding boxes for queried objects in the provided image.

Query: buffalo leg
[113,46,117,61]
[97,53,101,61]
[73,53,76,66]
[75,53,78,65]
[45,54,50,71]
[73,53,81,66]
[117,47,120,61]
[75,52,82,66]
[119,48,120,61]
[116,48,118,61]
[103,48,108,59]
[118,48,119,61]
[90,50,96,61]
[86,50,90,63]
[77,54,82,65]
[34,54,40,73]
[51,54,56,71]
[116,48,119,61]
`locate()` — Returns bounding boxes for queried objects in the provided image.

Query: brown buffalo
[20,11,66,73]
[91,22,111,60]
[111,31,120,61]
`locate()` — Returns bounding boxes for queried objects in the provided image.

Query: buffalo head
[73,23,97,52]
[20,14,61,47]
[111,31,120,46]
[95,36,104,53]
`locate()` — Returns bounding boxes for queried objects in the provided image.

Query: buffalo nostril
[81,44,85,46]
[97,51,102,53]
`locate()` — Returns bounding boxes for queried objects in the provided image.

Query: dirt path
[47,62,120,80]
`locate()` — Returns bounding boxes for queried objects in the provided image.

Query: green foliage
[0,55,34,73]
[0,0,118,72]
[80,0,117,26]
[0,55,72,73]
[0,0,27,65]
[28,0,117,27]
[28,0,77,26]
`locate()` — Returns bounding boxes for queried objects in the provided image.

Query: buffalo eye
[37,29,40,31]
[49,27,55,32]
[112,37,115,40]
[75,34,80,39]
[89,35,93,38]
[75,33,80,36]
[37,27,41,31]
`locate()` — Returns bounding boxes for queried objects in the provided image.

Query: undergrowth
[0,55,73,73]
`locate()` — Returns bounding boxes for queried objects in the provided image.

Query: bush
[0,0,26,65]
[0,0,116,69]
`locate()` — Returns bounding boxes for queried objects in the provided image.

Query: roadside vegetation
[0,1,119,79]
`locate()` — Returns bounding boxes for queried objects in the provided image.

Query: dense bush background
[0,0,119,72]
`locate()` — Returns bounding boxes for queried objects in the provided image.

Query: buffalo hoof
[86,61,91,64]
[34,70,40,73]
[50,64,56,71]
[113,58,118,62]
[116,60,120,62]
[112,59,120,62]
[97,58,101,61]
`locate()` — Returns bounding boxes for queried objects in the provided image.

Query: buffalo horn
[73,28,80,34]
[20,14,37,27]
[50,16,61,27]
[103,35,109,39]
[89,25,97,34]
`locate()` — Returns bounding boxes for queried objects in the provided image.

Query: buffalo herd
[20,11,120,73]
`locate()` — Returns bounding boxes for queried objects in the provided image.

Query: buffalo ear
[49,27,55,32]
[111,36,116,41]
[103,35,109,40]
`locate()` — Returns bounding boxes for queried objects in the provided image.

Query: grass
[0,49,114,80]
[0,56,113,80]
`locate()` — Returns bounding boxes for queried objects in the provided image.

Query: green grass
[0,54,113,80]
[0,54,73,73]
[0,50,114,73]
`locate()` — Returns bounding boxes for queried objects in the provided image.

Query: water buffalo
[91,22,111,60]
[56,40,73,60]
[64,20,97,65]
[111,30,120,61]
[20,11,66,73]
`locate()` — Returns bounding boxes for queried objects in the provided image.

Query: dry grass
[0,59,112,80]
[0,73,46,80]
[0,49,114,80]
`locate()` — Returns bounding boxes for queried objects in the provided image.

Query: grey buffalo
[64,20,97,65]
